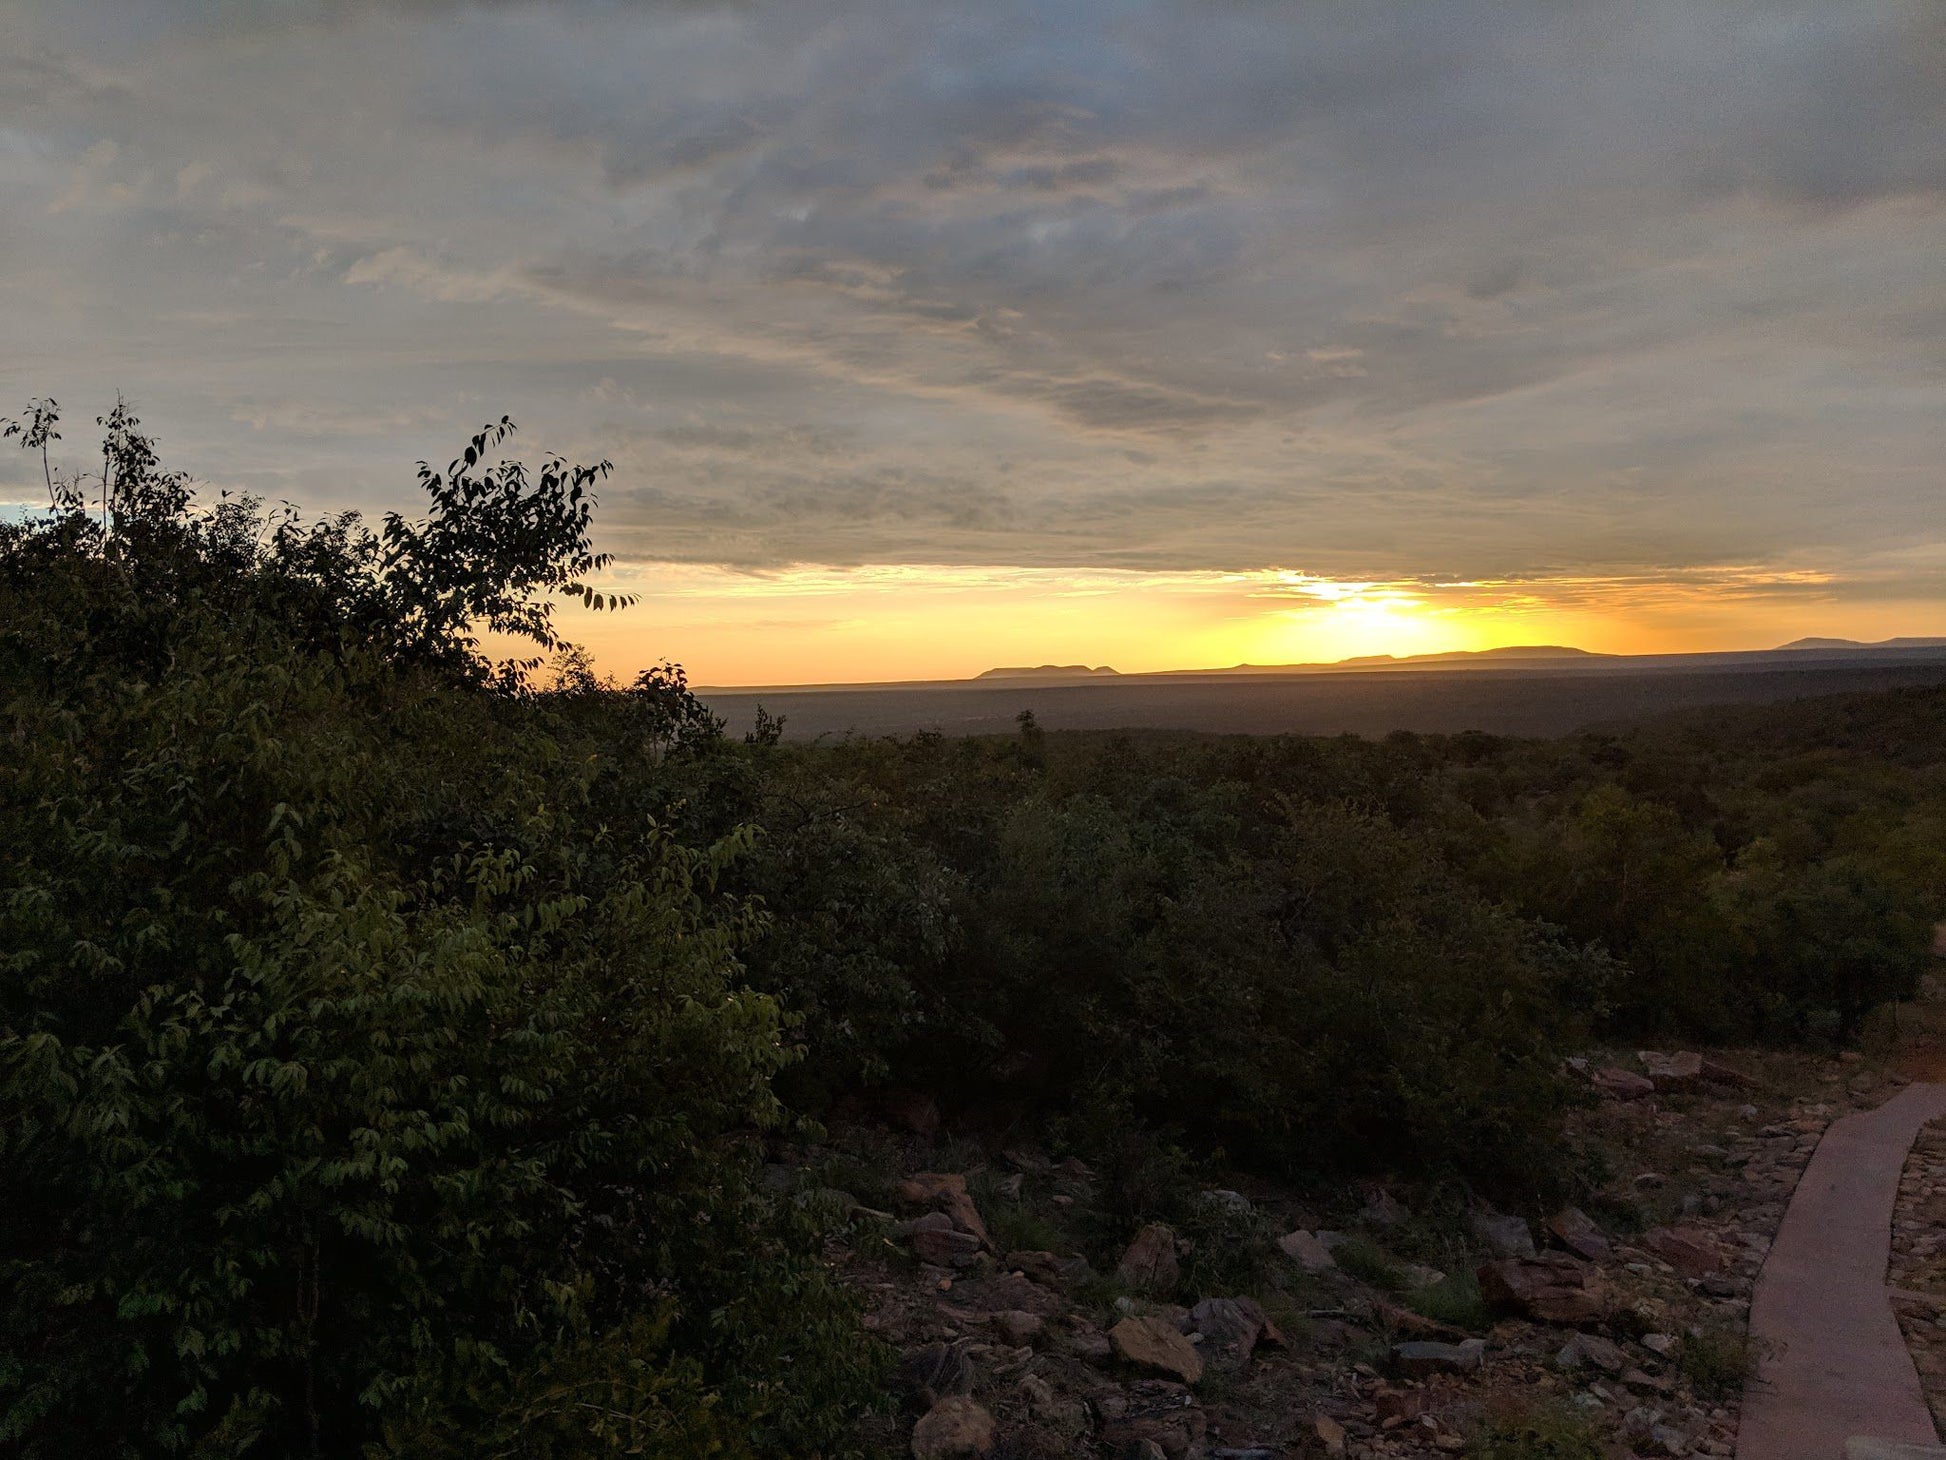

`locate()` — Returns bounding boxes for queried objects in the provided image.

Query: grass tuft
[1466,1398,1606,1460]
[1406,1269,1490,1331]
[1331,1236,1408,1292]
[1679,1325,1753,1401]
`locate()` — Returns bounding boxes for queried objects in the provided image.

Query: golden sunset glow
[544,561,1946,687]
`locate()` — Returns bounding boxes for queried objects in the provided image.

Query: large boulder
[1477,1252,1614,1325]
[911,1396,995,1458]
[1110,1315,1205,1384]
[1115,1224,1181,1293]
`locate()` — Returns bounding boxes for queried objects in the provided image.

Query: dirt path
[1739,1083,1946,1460]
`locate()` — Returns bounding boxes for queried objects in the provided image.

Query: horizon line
[687,636,1946,695]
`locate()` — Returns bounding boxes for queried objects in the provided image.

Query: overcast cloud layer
[4,1,1944,624]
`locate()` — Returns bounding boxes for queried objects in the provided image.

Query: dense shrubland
[1,401,1939,1454]
[0,405,871,1456]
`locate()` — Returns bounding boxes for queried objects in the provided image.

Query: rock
[1477,1253,1614,1324]
[986,1310,1044,1345]
[1642,1332,1678,1356]
[1115,1224,1181,1293]
[1624,1367,1676,1394]
[911,1216,985,1267]
[1278,1229,1338,1272]
[1315,1415,1348,1457]
[1623,1405,1662,1440]
[912,1396,995,1458]
[1700,1057,1757,1089]
[898,1173,989,1245]
[1391,1339,1487,1377]
[1017,1374,1090,1439]
[1055,1319,1114,1362]
[1124,1442,1167,1460]
[1557,1332,1627,1374]
[1184,1297,1279,1365]
[1095,1380,1205,1459]
[1375,1386,1426,1423]
[1004,1250,1093,1289]
[1643,1226,1726,1277]
[1594,1067,1656,1100]
[1403,1263,1447,1288]
[1110,1316,1205,1384]
[1472,1209,1537,1257]
[1360,1190,1410,1229]
[1649,1422,1691,1456]
[1640,1051,1704,1089]
[1372,1296,1467,1341]
[1546,1206,1614,1262]
[898,1343,974,1408]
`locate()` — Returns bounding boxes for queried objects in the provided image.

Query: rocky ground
[1891,1117,1946,1435]
[777,1037,1927,1459]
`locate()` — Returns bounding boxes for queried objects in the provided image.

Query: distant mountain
[1339,644,1607,666]
[1776,637,1946,651]
[976,664,1121,679]
[1219,644,1611,673]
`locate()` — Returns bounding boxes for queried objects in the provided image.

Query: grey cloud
[1,0,1942,591]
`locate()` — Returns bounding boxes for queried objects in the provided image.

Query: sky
[3,1,1943,685]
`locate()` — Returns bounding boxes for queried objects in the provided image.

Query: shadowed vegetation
[2,401,1941,1454]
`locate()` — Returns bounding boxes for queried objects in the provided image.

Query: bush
[1407,1271,1491,1331]
[0,405,881,1456]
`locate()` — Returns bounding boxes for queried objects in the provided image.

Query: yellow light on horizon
[533,558,1931,687]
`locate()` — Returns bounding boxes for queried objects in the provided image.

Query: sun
[1237,580,1481,665]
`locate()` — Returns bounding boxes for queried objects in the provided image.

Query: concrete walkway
[1740,1083,1946,1460]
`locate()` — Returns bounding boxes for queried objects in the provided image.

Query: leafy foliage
[0,404,878,1457]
